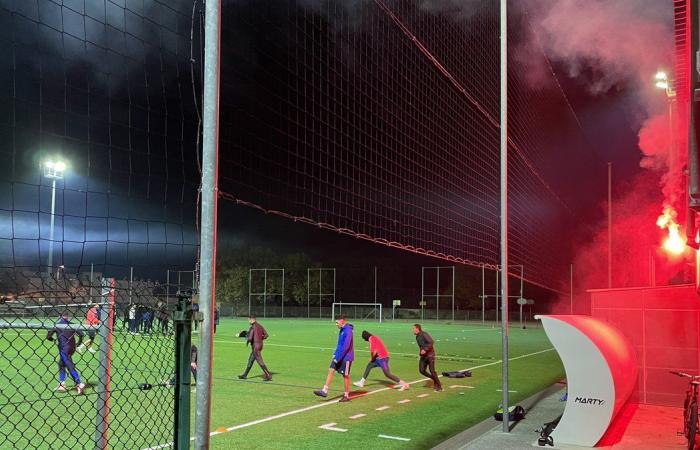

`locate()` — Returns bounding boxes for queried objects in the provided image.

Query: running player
[354,330,409,390]
[413,323,442,391]
[314,315,354,402]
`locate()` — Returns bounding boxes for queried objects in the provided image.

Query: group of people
[47,308,443,400]
[237,314,442,402]
[123,302,170,335]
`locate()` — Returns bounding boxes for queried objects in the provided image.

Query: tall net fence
[0,0,202,447]
[217,0,598,293]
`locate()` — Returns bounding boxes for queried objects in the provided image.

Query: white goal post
[331,302,383,323]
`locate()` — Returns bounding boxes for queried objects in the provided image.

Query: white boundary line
[142,347,554,450]
[349,413,366,419]
[379,434,411,441]
[375,406,390,411]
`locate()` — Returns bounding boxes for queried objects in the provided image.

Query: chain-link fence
[0,269,186,449]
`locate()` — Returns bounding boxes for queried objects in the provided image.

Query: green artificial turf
[205,318,563,449]
[0,318,564,449]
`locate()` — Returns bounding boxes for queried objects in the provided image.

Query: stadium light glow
[43,159,67,180]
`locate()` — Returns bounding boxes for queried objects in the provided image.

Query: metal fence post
[194,0,221,446]
[95,277,115,449]
[174,293,194,449]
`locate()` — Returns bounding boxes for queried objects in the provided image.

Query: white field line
[375,406,390,411]
[397,399,411,404]
[213,340,493,361]
[142,347,554,450]
[349,413,366,419]
[319,423,347,432]
[417,394,429,398]
[378,434,411,441]
[496,389,518,393]
[449,385,474,389]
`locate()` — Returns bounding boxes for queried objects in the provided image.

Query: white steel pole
[48,179,57,278]
[499,0,510,433]
[194,0,221,446]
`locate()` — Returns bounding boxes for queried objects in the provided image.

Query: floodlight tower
[43,159,66,277]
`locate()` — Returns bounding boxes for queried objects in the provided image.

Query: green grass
[205,319,563,449]
[0,318,564,449]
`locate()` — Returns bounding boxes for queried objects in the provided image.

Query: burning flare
[657,207,686,255]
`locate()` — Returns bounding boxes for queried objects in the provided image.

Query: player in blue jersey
[46,312,86,394]
[314,315,354,402]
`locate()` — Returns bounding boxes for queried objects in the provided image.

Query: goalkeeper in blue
[46,312,86,394]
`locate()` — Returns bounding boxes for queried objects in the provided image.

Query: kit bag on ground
[494,405,526,422]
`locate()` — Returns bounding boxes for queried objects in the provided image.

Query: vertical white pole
[570,263,574,314]
[436,267,440,320]
[481,265,485,325]
[608,162,612,288]
[421,267,424,321]
[451,266,455,321]
[194,0,221,446]
[281,269,285,318]
[48,179,57,278]
[499,0,510,432]
[374,266,377,303]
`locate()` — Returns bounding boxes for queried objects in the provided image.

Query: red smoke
[522,1,694,312]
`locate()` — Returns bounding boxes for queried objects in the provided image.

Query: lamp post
[43,160,66,278]
[655,71,677,172]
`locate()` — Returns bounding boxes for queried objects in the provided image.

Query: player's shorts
[331,359,352,375]
[374,357,390,371]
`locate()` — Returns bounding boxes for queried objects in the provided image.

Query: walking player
[413,323,442,391]
[314,315,354,402]
[46,312,86,394]
[354,330,409,390]
[238,315,272,381]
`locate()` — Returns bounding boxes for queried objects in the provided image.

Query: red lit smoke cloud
[522,0,688,310]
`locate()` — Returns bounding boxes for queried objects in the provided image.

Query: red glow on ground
[657,206,686,255]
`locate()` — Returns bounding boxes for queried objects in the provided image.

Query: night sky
[0,0,671,306]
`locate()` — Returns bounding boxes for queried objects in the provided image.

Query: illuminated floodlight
[655,71,668,81]
[43,159,66,180]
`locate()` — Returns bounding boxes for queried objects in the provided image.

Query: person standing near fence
[77,304,99,354]
[314,314,354,402]
[238,314,272,381]
[354,330,409,391]
[128,304,137,334]
[46,312,86,394]
[413,324,442,391]
[158,302,169,334]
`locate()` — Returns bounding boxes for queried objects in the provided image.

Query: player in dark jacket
[413,323,442,391]
[46,312,86,394]
[314,315,354,402]
[238,315,272,381]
